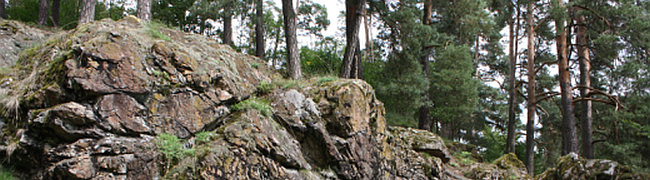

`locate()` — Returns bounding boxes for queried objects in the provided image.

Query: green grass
[251,62,261,69]
[195,131,217,144]
[0,166,18,180]
[317,76,338,84]
[147,22,171,41]
[231,96,273,117]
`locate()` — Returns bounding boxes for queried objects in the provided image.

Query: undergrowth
[231,96,273,117]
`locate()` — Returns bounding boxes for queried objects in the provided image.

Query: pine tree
[282,0,301,79]
[37,0,49,26]
[0,0,5,19]
[506,0,520,154]
[137,0,152,21]
[340,0,365,79]
[552,0,579,155]
[255,0,264,59]
[418,0,433,131]
[79,0,96,25]
[524,0,536,174]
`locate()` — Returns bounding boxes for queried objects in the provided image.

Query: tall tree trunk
[525,1,536,174]
[340,0,366,79]
[555,1,579,155]
[38,0,50,26]
[79,0,96,25]
[0,0,5,19]
[573,5,593,159]
[224,3,233,46]
[137,0,152,21]
[51,0,60,27]
[506,2,518,154]
[418,0,433,131]
[255,0,265,59]
[282,0,301,80]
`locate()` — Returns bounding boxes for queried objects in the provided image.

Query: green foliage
[195,131,217,144]
[231,97,273,117]
[147,22,172,41]
[384,112,417,128]
[155,133,195,164]
[5,0,127,29]
[256,81,275,95]
[274,79,302,90]
[152,0,194,29]
[0,166,18,180]
[300,44,341,77]
[453,151,476,165]
[317,76,338,84]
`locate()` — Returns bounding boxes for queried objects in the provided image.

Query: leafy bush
[232,97,273,117]
[155,133,195,164]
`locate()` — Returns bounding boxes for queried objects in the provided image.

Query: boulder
[536,153,649,180]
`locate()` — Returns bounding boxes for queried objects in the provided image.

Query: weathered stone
[388,126,452,163]
[29,102,108,142]
[536,153,649,180]
[95,94,152,135]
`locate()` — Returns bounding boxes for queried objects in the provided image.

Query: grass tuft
[231,96,273,117]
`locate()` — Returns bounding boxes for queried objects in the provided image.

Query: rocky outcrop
[466,153,531,180]
[0,19,52,67]
[535,153,649,180]
[0,17,459,180]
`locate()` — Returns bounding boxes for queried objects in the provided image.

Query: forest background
[2,0,650,175]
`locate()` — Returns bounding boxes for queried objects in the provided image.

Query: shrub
[256,81,275,95]
[232,97,273,117]
[155,133,195,164]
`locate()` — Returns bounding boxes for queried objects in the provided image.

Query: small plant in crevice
[231,96,273,117]
[256,81,275,95]
[317,76,338,84]
[147,22,171,41]
[155,133,195,170]
[195,131,217,144]
[251,62,261,69]
[453,151,476,165]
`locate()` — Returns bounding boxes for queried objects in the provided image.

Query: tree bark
[256,0,265,59]
[340,0,366,79]
[137,0,152,22]
[51,0,60,27]
[506,1,518,154]
[555,1,579,155]
[0,0,5,19]
[525,1,536,175]
[224,3,233,46]
[573,5,593,159]
[38,0,50,26]
[282,0,301,80]
[418,0,433,131]
[79,0,96,25]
